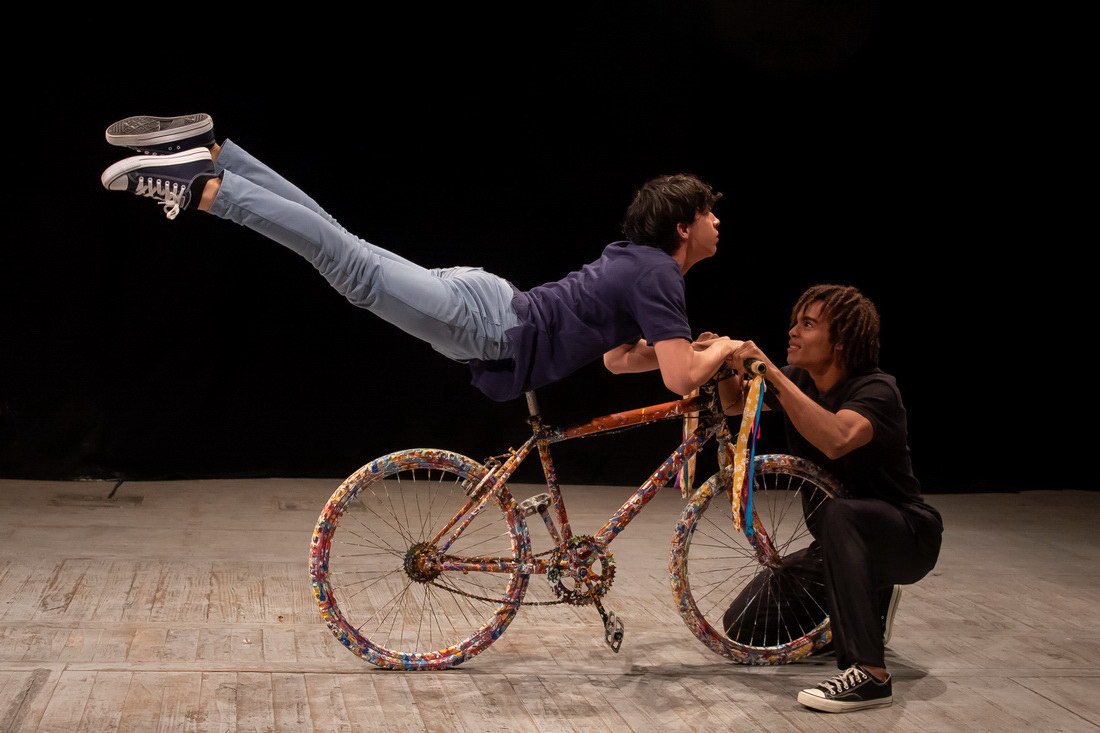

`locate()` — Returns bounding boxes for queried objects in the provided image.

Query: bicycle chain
[427,547,568,606]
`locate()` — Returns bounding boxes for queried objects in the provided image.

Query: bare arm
[604,332,733,375]
[718,370,747,415]
[603,340,660,373]
[653,337,741,395]
[732,341,872,459]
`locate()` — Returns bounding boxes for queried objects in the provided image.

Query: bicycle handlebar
[712,359,766,385]
[743,358,767,376]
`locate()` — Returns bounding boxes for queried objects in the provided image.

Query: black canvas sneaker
[105,114,216,154]
[101,148,216,220]
[797,665,892,712]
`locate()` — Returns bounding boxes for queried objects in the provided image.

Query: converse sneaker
[883,585,902,645]
[101,148,216,220]
[797,665,892,712]
[105,114,216,154]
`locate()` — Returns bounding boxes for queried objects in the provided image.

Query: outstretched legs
[102,117,522,363]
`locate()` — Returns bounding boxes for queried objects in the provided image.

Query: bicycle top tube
[534,364,734,444]
[547,394,711,442]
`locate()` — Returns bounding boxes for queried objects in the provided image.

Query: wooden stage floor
[1,478,1098,732]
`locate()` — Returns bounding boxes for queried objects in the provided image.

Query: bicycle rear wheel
[671,454,840,664]
[310,449,530,670]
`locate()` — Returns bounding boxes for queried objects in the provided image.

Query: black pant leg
[817,497,940,669]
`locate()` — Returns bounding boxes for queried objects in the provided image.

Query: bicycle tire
[670,454,841,664]
[310,449,531,670]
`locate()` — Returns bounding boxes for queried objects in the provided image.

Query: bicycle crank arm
[594,598,625,653]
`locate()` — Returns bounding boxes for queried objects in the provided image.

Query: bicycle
[308,364,844,670]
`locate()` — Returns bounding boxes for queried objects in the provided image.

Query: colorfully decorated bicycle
[309,363,843,670]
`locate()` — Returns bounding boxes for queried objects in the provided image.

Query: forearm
[604,340,660,373]
[768,370,862,459]
[682,345,734,391]
[718,372,746,415]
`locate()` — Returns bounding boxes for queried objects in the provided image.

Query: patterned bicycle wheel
[670,454,841,664]
[310,449,531,670]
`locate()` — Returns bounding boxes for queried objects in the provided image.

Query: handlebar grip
[743,358,767,376]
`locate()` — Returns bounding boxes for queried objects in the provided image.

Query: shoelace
[135,176,187,220]
[819,666,869,695]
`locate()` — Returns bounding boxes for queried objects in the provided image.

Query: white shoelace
[135,176,187,220]
[819,666,869,695]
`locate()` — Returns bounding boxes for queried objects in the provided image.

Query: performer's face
[681,210,720,262]
[787,301,839,371]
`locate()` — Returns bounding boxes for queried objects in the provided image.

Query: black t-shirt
[770,366,941,524]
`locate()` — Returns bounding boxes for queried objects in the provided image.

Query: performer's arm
[604,332,728,375]
[653,337,740,395]
[603,340,659,373]
[732,341,872,459]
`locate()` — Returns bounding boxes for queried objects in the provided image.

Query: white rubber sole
[883,585,902,645]
[105,114,213,147]
[100,148,213,190]
[797,690,893,713]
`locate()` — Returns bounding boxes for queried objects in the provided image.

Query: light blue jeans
[208,140,521,362]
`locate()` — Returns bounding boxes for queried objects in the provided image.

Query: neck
[672,247,692,275]
[806,360,847,393]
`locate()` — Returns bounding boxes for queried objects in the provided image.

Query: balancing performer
[720,284,943,713]
[100,114,736,400]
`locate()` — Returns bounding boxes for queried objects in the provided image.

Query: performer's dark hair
[622,174,722,254]
[791,284,881,372]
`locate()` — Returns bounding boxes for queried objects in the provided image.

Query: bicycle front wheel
[671,454,841,664]
[310,449,530,670]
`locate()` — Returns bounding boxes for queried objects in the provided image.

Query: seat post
[524,390,541,419]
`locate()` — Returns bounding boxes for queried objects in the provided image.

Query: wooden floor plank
[116,672,162,733]
[210,561,267,625]
[3,480,1099,731]
[0,559,52,622]
[196,672,238,732]
[1010,676,1100,728]
[271,673,314,732]
[74,671,130,733]
[35,670,96,733]
[121,562,167,622]
[262,561,315,624]
[365,674,427,732]
[303,672,354,731]
[406,673,472,732]
[0,668,55,733]
[151,562,211,623]
[235,671,277,733]
[90,561,139,622]
[262,626,299,664]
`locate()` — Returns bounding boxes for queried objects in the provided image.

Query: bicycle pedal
[604,612,625,653]
[518,493,551,517]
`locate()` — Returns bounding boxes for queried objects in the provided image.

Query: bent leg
[817,498,938,670]
[207,169,518,361]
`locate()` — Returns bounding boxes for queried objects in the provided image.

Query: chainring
[546,535,616,605]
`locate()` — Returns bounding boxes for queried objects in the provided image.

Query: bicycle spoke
[313,452,526,667]
[675,460,839,661]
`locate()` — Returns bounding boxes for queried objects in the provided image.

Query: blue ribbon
[744,379,765,537]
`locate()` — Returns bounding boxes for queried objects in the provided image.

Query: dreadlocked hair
[791,284,881,373]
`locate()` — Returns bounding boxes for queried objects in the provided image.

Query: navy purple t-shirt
[468,241,693,401]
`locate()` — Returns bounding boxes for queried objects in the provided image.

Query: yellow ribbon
[730,375,765,532]
[678,389,699,498]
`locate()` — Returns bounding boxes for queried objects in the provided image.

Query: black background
[3,2,1076,492]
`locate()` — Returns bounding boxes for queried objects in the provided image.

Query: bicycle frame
[429,377,738,576]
